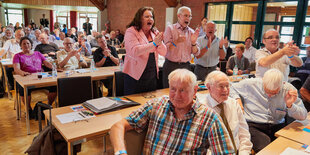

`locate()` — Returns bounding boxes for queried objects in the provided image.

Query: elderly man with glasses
[57,37,87,70]
[256,29,303,81]
[162,6,200,88]
[230,68,307,153]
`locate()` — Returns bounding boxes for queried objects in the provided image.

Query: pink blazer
[123,26,167,80]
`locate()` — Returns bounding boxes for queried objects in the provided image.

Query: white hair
[204,71,228,86]
[177,6,191,15]
[168,69,197,88]
[263,69,283,90]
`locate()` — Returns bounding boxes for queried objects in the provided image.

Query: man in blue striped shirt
[110,69,235,155]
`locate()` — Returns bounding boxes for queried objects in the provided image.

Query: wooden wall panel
[4,0,94,6]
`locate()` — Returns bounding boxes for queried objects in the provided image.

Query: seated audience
[300,76,310,112]
[115,29,124,43]
[199,70,252,154]
[226,44,250,75]
[43,27,56,43]
[73,34,92,56]
[93,35,119,96]
[107,31,121,48]
[295,46,310,85]
[230,68,307,152]
[66,28,78,42]
[24,27,35,41]
[0,29,24,59]
[35,33,59,59]
[62,24,67,34]
[32,29,41,49]
[13,37,57,118]
[53,29,60,40]
[256,29,303,81]
[243,37,257,71]
[57,37,87,70]
[0,28,14,47]
[54,32,65,49]
[110,69,235,154]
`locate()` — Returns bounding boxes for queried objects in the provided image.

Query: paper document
[86,97,117,109]
[56,111,95,124]
[280,147,309,155]
[75,69,91,73]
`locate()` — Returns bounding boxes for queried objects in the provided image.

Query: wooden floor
[0,90,114,155]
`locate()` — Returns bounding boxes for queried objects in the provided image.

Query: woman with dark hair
[123,7,167,95]
[13,36,57,118]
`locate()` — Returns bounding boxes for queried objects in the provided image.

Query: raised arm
[110,119,133,154]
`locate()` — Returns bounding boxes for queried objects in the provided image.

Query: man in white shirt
[198,70,252,155]
[243,37,257,71]
[0,29,24,59]
[255,29,302,81]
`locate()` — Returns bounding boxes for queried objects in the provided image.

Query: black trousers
[194,64,216,81]
[162,59,190,88]
[248,122,286,153]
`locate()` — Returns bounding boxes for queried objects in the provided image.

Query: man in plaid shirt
[110,69,235,154]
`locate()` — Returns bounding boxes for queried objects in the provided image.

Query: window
[56,11,70,30]
[5,9,23,26]
[78,12,98,33]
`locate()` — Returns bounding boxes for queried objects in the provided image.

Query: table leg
[24,87,30,135]
[15,80,20,120]
[68,142,73,155]
[112,74,116,97]
[2,65,12,99]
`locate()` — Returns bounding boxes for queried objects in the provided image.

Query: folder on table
[82,97,140,114]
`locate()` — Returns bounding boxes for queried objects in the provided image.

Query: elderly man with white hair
[32,29,41,49]
[230,68,307,152]
[162,6,200,88]
[35,33,59,58]
[0,28,14,47]
[198,70,252,155]
[110,69,235,154]
[256,29,303,81]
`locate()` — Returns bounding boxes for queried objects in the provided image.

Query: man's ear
[206,83,211,90]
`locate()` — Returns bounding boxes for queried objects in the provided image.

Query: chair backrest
[114,71,124,96]
[57,76,92,107]
[125,130,147,155]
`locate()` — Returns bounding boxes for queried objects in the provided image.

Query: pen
[78,112,85,118]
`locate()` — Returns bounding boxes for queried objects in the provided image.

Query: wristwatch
[114,150,127,155]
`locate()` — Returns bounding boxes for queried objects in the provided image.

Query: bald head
[39,33,49,44]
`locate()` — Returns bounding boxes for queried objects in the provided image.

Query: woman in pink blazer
[123,7,167,95]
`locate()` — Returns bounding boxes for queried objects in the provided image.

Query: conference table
[44,88,170,155]
[0,58,13,99]
[14,66,119,135]
[275,112,310,145]
[257,137,304,155]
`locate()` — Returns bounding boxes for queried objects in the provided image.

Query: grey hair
[262,69,283,90]
[263,29,278,39]
[168,69,197,88]
[5,28,13,33]
[177,6,191,15]
[34,29,41,33]
[204,71,228,86]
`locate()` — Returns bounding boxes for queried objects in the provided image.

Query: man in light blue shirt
[194,21,228,81]
[230,68,307,152]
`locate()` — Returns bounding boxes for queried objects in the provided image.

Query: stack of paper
[82,97,140,114]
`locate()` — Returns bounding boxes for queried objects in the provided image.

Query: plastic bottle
[52,62,57,78]
[119,59,124,71]
[233,65,238,75]
[90,59,96,72]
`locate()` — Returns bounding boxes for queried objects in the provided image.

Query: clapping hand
[219,36,229,49]
[285,90,298,108]
[281,41,300,56]
[190,27,200,45]
[154,32,163,46]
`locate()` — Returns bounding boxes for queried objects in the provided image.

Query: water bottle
[119,59,124,71]
[233,65,238,75]
[90,59,96,72]
[52,62,57,78]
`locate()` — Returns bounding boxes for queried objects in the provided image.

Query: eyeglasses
[142,93,156,99]
[264,36,280,40]
[64,43,73,45]
[181,14,192,18]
